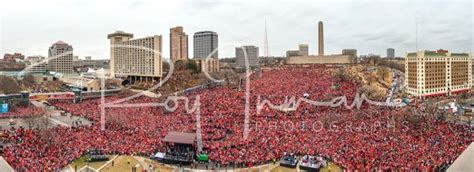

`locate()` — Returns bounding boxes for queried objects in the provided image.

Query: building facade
[286,44,309,57]
[48,41,74,74]
[286,50,300,57]
[286,55,353,64]
[193,31,218,59]
[405,50,472,97]
[170,26,188,62]
[194,59,220,73]
[342,49,357,58]
[108,31,163,82]
[299,44,309,56]
[3,53,25,62]
[73,58,110,69]
[26,55,45,64]
[26,63,47,73]
[387,48,395,58]
[25,56,47,73]
[235,45,259,67]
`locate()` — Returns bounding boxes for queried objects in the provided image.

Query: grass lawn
[69,155,110,170]
[271,166,296,172]
[270,162,342,172]
[320,162,343,172]
[142,158,174,172]
[100,156,143,172]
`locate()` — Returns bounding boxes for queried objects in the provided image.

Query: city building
[193,31,218,59]
[286,55,354,64]
[286,44,309,57]
[26,55,45,64]
[48,41,74,74]
[170,26,188,62]
[405,50,472,97]
[26,63,47,73]
[342,49,357,58]
[387,48,395,58]
[235,45,259,67]
[3,53,25,62]
[108,31,163,82]
[286,50,300,57]
[73,57,110,69]
[25,55,47,73]
[472,58,474,87]
[299,44,309,56]
[286,21,356,64]
[193,31,219,72]
[194,59,220,73]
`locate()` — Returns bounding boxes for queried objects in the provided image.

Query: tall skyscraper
[170,26,188,62]
[48,41,74,74]
[387,48,395,58]
[318,21,324,56]
[193,31,218,59]
[108,31,162,82]
[236,45,259,67]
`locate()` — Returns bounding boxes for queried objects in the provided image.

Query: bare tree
[0,76,21,94]
[334,69,348,83]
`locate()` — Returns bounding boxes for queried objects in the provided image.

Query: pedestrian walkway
[31,101,92,127]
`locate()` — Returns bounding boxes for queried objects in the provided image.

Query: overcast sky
[0,0,472,59]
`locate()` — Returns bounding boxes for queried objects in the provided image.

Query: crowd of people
[1,65,472,171]
[0,105,44,119]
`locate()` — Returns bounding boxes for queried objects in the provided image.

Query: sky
[0,0,472,59]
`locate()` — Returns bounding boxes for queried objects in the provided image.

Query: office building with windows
[170,26,188,62]
[108,31,162,82]
[405,50,472,97]
[236,45,259,67]
[193,31,218,59]
[47,41,74,74]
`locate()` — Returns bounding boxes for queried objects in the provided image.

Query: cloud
[0,0,472,59]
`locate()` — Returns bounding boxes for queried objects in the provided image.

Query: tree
[366,74,377,86]
[22,74,36,85]
[334,69,348,83]
[24,116,40,129]
[23,108,48,129]
[174,60,185,71]
[0,76,21,94]
[105,79,121,88]
[376,67,390,82]
[185,61,199,74]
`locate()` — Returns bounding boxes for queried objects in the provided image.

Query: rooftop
[54,40,68,45]
[107,31,134,39]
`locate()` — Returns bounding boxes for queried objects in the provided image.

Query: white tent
[153,152,165,159]
[448,142,474,172]
[87,68,96,73]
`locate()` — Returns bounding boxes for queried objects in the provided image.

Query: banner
[0,103,8,114]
